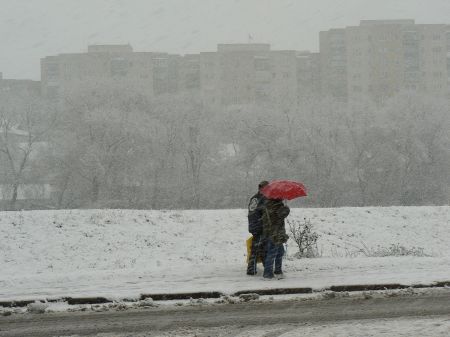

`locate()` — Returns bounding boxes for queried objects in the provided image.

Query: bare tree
[0,93,56,210]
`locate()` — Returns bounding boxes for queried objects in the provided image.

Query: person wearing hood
[262,198,290,279]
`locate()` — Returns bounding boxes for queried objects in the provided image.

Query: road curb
[1,281,449,308]
[64,297,111,305]
[234,287,313,296]
[140,291,223,301]
[328,283,407,292]
[0,300,35,308]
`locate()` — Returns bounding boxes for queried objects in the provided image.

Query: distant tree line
[1,85,449,210]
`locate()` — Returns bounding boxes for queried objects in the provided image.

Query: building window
[433,34,441,40]
[254,57,270,71]
[111,57,128,76]
[153,58,168,67]
[46,86,59,99]
[46,63,59,79]
[153,79,168,94]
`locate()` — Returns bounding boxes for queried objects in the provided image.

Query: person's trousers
[263,239,284,278]
[247,234,265,275]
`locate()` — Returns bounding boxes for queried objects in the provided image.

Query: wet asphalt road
[1,292,450,337]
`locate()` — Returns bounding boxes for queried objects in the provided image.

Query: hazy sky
[1,0,449,80]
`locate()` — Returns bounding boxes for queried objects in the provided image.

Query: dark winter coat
[262,199,290,244]
[247,192,267,235]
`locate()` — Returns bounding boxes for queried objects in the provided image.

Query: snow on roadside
[0,206,449,301]
[3,287,450,320]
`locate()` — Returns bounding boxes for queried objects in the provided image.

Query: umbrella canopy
[261,180,307,200]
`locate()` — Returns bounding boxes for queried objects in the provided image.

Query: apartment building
[40,44,184,99]
[40,43,321,108]
[200,44,318,108]
[320,20,450,103]
[179,54,201,91]
[296,51,321,104]
[0,72,40,97]
[320,28,347,101]
[419,24,450,96]
[200,44,270,107]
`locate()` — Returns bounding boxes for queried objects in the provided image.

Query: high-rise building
[179,54,201,91]
[200,44,272,107]
[40,43,320,108]
[40,45,182,99]
[199,44,318,108]
[320,28,347,101]
[320,20,450,103]
[0,72,40,97]
[296,51,321,105]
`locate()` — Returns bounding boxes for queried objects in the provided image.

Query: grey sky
[1,0,449,80]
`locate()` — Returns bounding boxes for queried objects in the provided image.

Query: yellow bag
[246,236,253,263]
[246,236,264,264]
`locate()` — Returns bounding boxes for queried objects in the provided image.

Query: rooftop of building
[360,19,415,26]
[0,73,40,84]
[87,44,133,53]
[217,43,271,52]
[320,19,450,34]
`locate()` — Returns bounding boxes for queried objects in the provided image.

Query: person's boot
[246,264,257,275]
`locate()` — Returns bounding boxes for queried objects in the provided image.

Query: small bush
[288,218,320,258]
[359,242,430,257]
[329,245,361,258]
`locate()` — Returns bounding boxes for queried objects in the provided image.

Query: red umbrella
[261,180,307,200]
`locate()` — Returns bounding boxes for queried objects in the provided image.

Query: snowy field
[0,206,449,301]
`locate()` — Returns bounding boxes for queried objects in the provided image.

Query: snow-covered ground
[0,206,449,301]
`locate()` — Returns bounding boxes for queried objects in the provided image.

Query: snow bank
[0,206,449,300]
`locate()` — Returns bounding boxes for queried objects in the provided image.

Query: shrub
[288,218,320,258]
[359,242,430,257]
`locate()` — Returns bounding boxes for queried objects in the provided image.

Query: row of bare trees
[1,84,449,210]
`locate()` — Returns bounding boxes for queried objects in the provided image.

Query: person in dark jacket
[246,180,269,275]
[262,198,290,279]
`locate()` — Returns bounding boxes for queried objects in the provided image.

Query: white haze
[1,0,450,79]
[0,1,449,210]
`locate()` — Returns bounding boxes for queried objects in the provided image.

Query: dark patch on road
[234,287,313,296]
[140,291,223,301]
